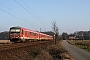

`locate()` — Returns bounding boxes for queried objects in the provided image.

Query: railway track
[0,40,54,60]
[0,41,53,51]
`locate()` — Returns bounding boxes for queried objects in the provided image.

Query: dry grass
[34,50,53,60]
[0,40,74,60]
[34,40,74,60]
[0,40,10,44]
[68,40,90,52]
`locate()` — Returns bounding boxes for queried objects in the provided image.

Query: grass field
[68,40,90,52]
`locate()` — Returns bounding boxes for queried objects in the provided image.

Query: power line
[21,0,41,20]
[14,0,44,24]
[0,9,20,20]
[0,2,42,29]
[0,2,35,27]
[21,0,46,24]
[0,8,35,27]
[0,1,49,31]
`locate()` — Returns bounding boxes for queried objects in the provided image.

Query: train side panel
[9,26,53,42]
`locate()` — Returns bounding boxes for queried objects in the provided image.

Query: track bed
[0,41,53,60]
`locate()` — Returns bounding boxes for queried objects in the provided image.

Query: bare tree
[52,21,59,44]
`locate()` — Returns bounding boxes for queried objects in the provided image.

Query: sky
[0,0,90,34]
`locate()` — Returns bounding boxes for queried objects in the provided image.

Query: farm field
[68,40,90,52]
[0,40,10,44]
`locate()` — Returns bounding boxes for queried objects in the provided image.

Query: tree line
[61,31,90,40]
[0,31,9,40]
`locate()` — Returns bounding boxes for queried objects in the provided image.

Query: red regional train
[9,26,53,42]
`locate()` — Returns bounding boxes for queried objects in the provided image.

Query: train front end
[9,26,21,42]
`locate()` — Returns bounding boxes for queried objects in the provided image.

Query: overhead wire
[0,0,49,31]
[21,0,44,23]
[14,0,44,25]
[20,0,48,31]
[0,2,33,26]
[0,8,36,27]
[0,2,41,29]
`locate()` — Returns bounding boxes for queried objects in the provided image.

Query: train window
[32,32,33,36]
[34,33,36,36]
[34,33,37,36]
[25,31,27,35]
[32,32,34,36]
[26,31,28,35]
[36,34,37,36]
[27,31,28,35]
[30,32,31,35]
[22,29,24,34]
[30,32,33,36]
[34,33,35,36]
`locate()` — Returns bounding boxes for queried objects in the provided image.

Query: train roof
[10,26,53,37]
[10,26,21,29]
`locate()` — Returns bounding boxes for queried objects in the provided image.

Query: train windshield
[10,28,20,33]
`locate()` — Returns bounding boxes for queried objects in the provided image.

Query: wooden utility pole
[54,34,56,45]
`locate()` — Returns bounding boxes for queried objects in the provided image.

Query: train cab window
[10,28,20,33]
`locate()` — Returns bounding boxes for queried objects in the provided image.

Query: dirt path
[62,40,90,60]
